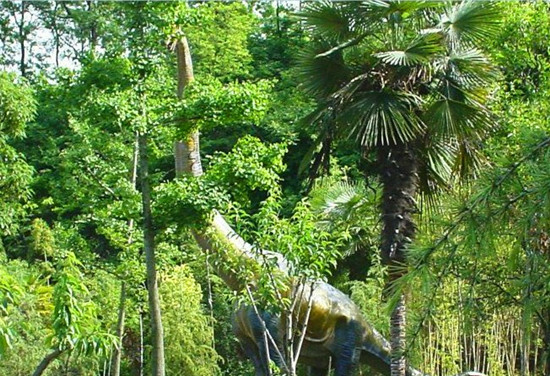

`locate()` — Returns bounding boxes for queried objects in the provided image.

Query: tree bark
[32,348,64,376]
[173,36,200,179]
[378,144,418,376]
[19,1,27,77]
[139,131,165,376]
[110,281,127,376]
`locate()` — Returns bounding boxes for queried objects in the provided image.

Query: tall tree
[296,2,499,375]
[125,3,167,375]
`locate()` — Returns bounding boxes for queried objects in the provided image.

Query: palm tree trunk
[377,143,418,376]
[139,131,165,376]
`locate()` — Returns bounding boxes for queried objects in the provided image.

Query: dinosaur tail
[360,341,392,375]
[360,330,423,376]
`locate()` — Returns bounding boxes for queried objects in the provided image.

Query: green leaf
[424,98,492,139]
[375,32,444,66]
[441,0,501,48]
[342,90,425,146]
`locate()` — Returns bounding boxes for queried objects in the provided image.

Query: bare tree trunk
[32,349,64,376]
[111,132,139,376]
[19,1,27,77]
[111,282,127,376]
[139,129,165,376]
[139,310,144,376]
[87,0,98,55]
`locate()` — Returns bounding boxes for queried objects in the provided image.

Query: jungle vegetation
[1,1,550,376]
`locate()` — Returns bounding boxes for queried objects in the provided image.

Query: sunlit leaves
[0,72,36,236]
[207,136,286,207]
[44,252,116,358]
[160,265,220,376]
[0,72,36,137]
[172,78,274,136]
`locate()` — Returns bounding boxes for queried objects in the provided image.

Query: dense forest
[1,1,550,376]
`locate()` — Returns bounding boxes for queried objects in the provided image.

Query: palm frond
[453,137,485,179]
[295,42,350,99]
[423,98,493,140]
[310,180,369,223]
[440,0,501,48]
[374,32,444,66]
[445,48,497,88]
[297,1,362,43]
[342,90,425,147]
[417,137,456,194]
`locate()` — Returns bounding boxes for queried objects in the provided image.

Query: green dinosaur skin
[232,280,398,376]
[194,212,482,376]
[194,212,409,376]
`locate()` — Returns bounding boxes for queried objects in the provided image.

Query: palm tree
[296,1,499,375]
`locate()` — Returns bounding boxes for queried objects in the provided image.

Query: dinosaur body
[231,280,417,376]
[194,212,415,376]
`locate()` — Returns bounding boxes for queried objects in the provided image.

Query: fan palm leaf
[374,32,444,67]
[295,42,350,99]
[441,0,501,48]
[424,98,492,140]
[342,90,425,147]
[435,48,496,89]
[297,1,363,43]
[310,180,369,223]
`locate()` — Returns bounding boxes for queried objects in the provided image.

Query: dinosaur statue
[194,211,487,376]
[194,211,413,376]
[195,211,492,376]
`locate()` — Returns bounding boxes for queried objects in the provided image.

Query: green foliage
[49,252,115,356]
[160,265,220,376]
[0,71,36,237]
[172,78,274,138]
[28,218,55,262]
[3,2,550,375]
[178,2,256,81]
[0,260,53,374]
[155,176,230,230]
[0,263,22,355]
[207,136,287,207]
[0,72,36,137]
[491,1,550,97]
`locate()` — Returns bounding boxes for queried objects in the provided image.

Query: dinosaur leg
[249,309,285,372]
[237,334,270,376]
[332,320,360,376]
[233,307,270,376]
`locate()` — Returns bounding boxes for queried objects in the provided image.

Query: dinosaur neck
[179,133,290,291]
[192,211,289,291]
